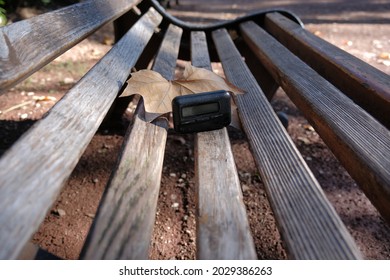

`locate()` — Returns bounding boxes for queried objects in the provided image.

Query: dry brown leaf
[123,70,177,118]
[121,64,243,124]
[378,52,390,59]
[33,96,57,102]
[174,65,242,95]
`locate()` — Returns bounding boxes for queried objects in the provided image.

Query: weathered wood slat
[191,31,257,259]
[81,112,168,259]
[81,24,182,259]
[190,32,213,71]
[264,12,390,128]
[0,8,162,260]
[240,21,390,225]
[212,28,362,259]
[153,25,183,80]
[235,39,279,101]
[0,0,142,92]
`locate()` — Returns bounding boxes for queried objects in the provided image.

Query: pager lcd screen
[182,102,219,117]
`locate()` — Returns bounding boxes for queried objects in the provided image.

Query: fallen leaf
[33,96,57,102]
[174,64,241,95]
[378,52,390,59]
[121,63,244,124]
[123,69,177,119]
[313,30,321,36]
[378,52,390,66]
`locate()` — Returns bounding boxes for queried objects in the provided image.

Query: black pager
[172,90,231,133]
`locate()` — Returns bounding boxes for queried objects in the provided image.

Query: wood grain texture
[81,112,168,259]
[0,0,142,92]
[190,32,212,71]
[191,31,257,259]
[264,12,390,128]
[0,8,162,260]
[81,24,182,259]
[212,28,362,259]
[240,21,390,225]
[235,39,279,101]
[153,24,183,80]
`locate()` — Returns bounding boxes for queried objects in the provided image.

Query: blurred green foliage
[0,0,6,26]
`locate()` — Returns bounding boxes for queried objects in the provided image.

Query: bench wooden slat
[192,31,257,260]
[264,12,390,129]
[81,23,182,259]
[81,113,168,259]
[212,28,362,259]
[190,32,213,71]
[153,25,183,80]
[0,8,162,260]
[240,21,390,225]
[0,0,141,92]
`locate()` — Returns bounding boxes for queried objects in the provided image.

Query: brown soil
[1,0,390,260]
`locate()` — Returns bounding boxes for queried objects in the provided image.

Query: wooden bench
[0,0,389,260]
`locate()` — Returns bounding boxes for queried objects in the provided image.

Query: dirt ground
[1,0,390,260]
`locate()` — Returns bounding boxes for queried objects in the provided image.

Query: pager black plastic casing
[172,90,231,133]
